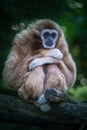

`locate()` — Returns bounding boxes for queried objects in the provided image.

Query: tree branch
[0,93,87,127]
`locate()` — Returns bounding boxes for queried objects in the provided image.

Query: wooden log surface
[0,93,87,127]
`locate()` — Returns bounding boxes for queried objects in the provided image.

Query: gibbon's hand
[29,49,63,70]
[46,49,63,59]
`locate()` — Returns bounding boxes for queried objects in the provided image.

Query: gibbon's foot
[35,94,51,112]
[44,88,77,104]
[35,89,64,112]
[44,88,62,103]
[37,93,47,104]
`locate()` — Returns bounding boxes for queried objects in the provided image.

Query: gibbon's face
[41,29,58,49]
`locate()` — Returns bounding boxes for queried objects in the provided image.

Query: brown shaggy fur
[3,19,76,101]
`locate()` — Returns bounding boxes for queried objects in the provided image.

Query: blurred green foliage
[68,86,87,101]
[0,0,87,100]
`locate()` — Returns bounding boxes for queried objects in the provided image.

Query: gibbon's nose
[45,38,53,47]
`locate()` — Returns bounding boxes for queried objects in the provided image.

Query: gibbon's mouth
[45,40,54,47]
[43,42,55,49]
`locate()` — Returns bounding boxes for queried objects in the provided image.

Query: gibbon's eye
[43,32,50,38]
[51,32,56,38]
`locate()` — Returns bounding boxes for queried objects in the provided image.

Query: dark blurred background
[0,0,87,129]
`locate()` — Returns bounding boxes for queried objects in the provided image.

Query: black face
[41,29,58,49]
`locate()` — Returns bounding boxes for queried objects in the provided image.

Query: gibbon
[3,19,76,104]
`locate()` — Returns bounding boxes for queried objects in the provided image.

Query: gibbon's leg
[19,49,63,101]
[29,51,76,89]
[44,64,67,92]
[35,64,67,111]
[18,50,62,101]
[18,66,45,101]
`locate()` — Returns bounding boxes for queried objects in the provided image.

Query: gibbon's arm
[2,49,43,89]
[29,57,59,70]
[48,50,76,88]
[29,48,63,70]
[3,48,63,89]
[29,50,76,88]
[3,50,33,89]
[58,52,76,88]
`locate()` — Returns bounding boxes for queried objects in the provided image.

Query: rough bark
[0,93,87,127]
